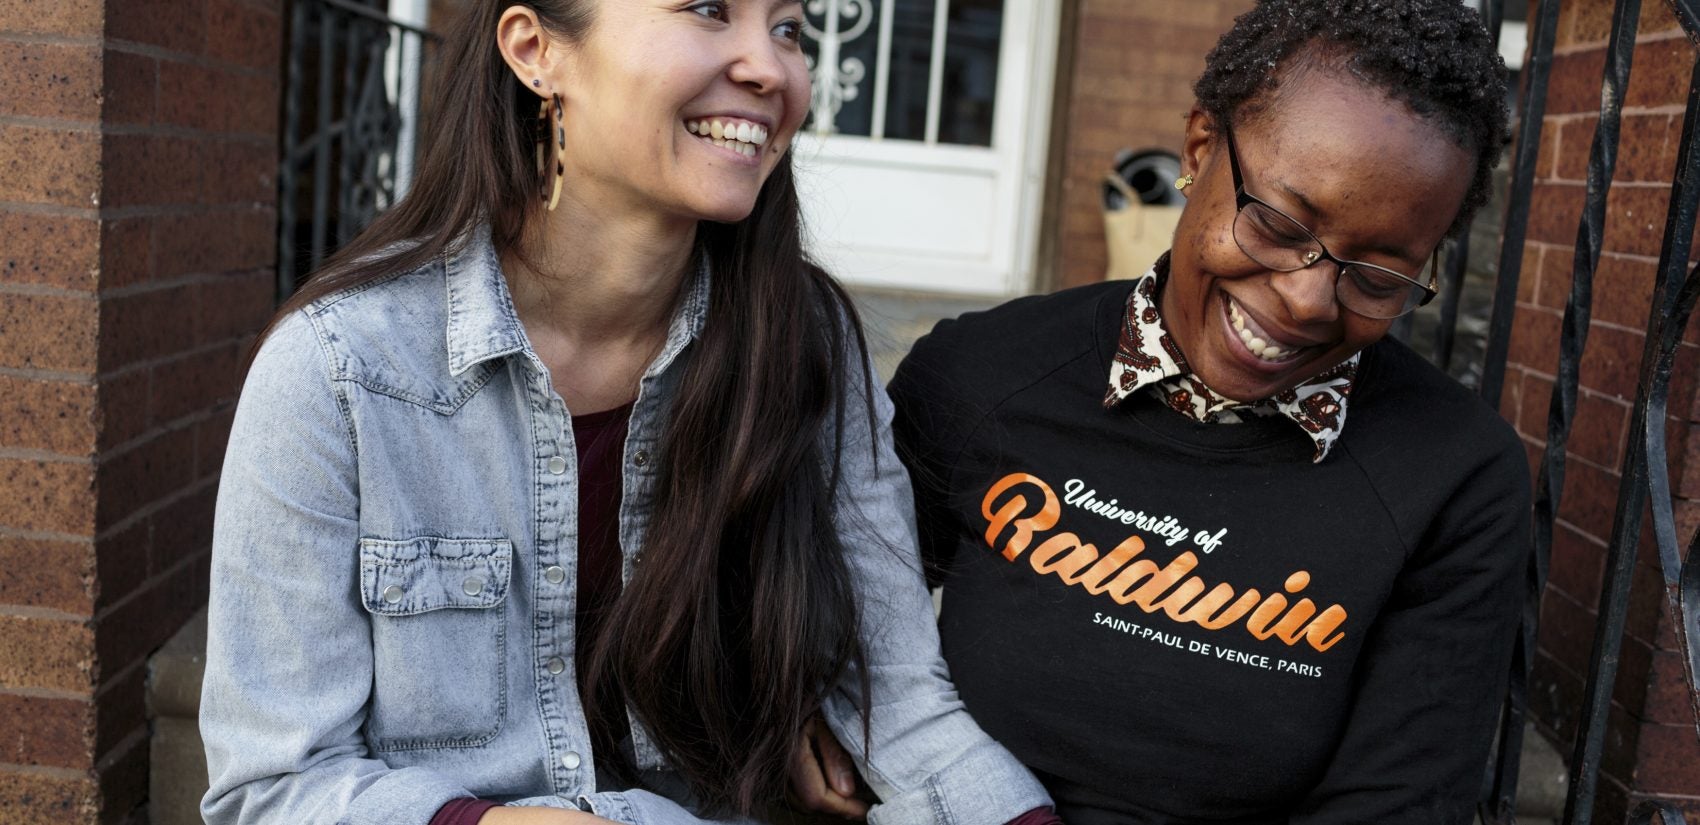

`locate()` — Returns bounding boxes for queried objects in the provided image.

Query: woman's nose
[1270,260,1342,326]
[727,30,789,94]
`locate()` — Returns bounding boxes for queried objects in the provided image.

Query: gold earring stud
[1174,174,1195,191]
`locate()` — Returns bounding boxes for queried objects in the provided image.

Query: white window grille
[795,0,1062,296]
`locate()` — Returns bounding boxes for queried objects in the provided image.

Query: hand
[477,807,617,824]
[788,716,870,820]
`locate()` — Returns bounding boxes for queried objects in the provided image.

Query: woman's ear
[1180,105,1217,189]
[496,5,557,96]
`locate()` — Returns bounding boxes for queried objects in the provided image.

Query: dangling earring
[537,93,565,211]
[1174,174,1195,191]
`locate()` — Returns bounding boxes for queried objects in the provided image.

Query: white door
[793,0,1063,297]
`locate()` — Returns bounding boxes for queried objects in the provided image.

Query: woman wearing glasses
[813,0,1529,822]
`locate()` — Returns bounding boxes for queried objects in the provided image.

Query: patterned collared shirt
[1102,255,1358,463]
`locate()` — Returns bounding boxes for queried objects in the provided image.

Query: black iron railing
[1468,0,1700,823]
[277,0,439,299]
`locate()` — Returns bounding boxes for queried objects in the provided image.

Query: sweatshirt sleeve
[886,323,973,589]
[1291,435,1530,824]
[200,317,472,825]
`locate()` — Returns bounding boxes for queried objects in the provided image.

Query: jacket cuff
[344,767,474,825]
[578,789,764,825]
[578,790,639,823]
[866,740,1052,825]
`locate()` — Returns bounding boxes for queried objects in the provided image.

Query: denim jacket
[199,224,1050,825]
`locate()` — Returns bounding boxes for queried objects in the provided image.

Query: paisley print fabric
[1102,255,1358,463]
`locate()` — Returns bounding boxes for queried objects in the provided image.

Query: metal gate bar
[1480,0,1560,818]
[1482,0,1563,410]
[1528,0,1641,820]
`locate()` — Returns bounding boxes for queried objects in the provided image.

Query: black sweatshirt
[888,281,1530,825]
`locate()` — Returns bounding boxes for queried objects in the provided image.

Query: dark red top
[429,797,499,825]
[571,402,634,757]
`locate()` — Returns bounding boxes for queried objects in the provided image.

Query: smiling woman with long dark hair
[196,2,1050,824]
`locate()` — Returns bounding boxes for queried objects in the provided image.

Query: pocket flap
[359,536,512,615]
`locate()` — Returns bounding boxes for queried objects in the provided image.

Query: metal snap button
[462,577,484,597]
[548,455,568,475]
[381,585,403,604]
[561,751,582,770]
[543,565,566,585]
[546,656,566,675]
[633,450,649,467]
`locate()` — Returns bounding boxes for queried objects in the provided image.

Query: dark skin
[791,65,1479,819]
[1167,67,1473,402]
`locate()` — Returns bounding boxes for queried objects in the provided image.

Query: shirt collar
[443,222,713,378]
[1102,254,1358,463]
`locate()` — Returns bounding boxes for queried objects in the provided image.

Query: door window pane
[883,0,938,142]
[938,0,1001,146]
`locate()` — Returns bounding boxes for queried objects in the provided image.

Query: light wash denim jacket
[199,225,1049,825]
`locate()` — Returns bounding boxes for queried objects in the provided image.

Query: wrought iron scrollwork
[278,0,436,298]
[801,0,876,129]
[1630,800,1694,825]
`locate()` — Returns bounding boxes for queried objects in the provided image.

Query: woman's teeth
[1227,299,1301,362]
[685,119,768,158]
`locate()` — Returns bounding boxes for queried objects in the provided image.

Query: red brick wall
[1504,0,1700,819]
[1047,0,1253,290]
[0,1,280,822]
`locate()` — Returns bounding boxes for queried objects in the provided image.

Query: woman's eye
[1248,210,1306,245]
[773,18,803,41]
[1346,268,1403,298]
[689,1,728,20]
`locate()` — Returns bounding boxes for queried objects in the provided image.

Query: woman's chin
[689,199,758,225]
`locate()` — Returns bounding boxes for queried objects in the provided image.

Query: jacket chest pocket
[359,536,512,751]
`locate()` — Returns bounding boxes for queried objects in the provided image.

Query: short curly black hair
[1194,0,1510,237]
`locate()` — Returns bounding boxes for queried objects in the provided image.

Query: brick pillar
[1505,0,1700,820]
[0,0,280,822]
[1047,0,1254,290]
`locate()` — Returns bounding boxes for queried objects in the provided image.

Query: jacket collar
[443,222,712,378]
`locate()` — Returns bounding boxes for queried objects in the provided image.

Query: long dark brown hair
[257,1,873,814]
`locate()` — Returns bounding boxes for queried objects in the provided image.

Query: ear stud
[532,78,542,88]
[1174,174,1194,191]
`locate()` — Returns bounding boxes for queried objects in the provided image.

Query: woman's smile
[684,115,772,161]
[1221,292,1316,367]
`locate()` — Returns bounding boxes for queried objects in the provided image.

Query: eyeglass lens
[1232,201,1426,320]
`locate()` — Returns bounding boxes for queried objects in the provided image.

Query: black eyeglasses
[1223,124,1439,320]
